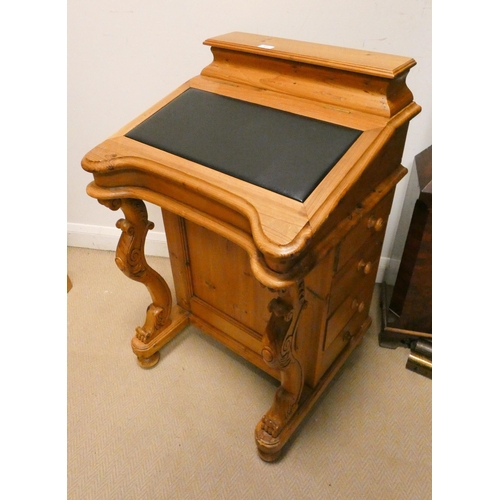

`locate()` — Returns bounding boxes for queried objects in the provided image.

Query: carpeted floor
[67,246,431,500]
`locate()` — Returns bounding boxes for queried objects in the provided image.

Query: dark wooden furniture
[82,32,420,460]
[380,146,432,377]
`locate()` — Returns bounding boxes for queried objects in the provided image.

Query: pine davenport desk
[82,32,420,461]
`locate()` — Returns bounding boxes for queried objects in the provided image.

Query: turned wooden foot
[137,352,160,369]
[99,198,179,366]
[257,447,282,462]
[255,282,307,460]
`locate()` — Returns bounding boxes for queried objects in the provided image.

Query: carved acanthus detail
[257,281,307,440]
[135,304,166,343]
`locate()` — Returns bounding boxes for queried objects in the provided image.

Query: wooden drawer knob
[342,331,352,342]
[367,216,384,231]
[357,259,372,274]
[351,299,365,313]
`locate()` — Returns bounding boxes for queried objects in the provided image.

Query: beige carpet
[67,246,431,499]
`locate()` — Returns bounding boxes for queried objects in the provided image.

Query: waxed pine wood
[82,32,420,461]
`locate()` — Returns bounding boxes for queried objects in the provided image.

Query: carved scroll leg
[255,282,307,461]
[99,198,175,368]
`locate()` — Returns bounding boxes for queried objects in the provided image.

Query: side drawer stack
[317,191,394,378]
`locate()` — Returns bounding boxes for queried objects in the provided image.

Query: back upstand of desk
[82,32,420,461]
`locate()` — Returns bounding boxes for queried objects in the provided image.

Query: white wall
[68,0,432,280]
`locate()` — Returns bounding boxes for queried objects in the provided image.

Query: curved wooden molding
[203,32,417,117]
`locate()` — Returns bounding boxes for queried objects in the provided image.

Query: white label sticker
[258,44,274,49]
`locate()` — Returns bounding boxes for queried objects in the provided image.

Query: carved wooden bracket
[256,281,307,459]
[99,198,173,347]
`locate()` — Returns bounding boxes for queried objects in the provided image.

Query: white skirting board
[67,223,169,258]
[67,223,399,284]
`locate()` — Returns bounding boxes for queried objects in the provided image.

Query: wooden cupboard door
[184,219,275,338]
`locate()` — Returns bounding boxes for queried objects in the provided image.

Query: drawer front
[320,306,370,376]
[327,231,384,317]
[336,191,394,271]
[323,276,375,351]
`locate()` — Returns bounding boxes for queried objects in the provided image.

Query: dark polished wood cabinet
[380,146,431,377]
[391,146,432,331]
[82,32,420,460]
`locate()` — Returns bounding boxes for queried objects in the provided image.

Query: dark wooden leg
[99,198,188,367]
[255,281,307,461]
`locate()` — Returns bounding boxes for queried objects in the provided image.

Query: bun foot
[257,447,282,462]
[255,423,284,462]
[137,352,160,368]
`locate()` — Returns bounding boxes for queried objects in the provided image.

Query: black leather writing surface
[126,89,362,202]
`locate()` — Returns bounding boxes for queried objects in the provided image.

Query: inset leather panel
[126,89,362,202]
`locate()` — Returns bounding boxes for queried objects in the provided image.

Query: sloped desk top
[82,31,420,284]
[125,88,362,203]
